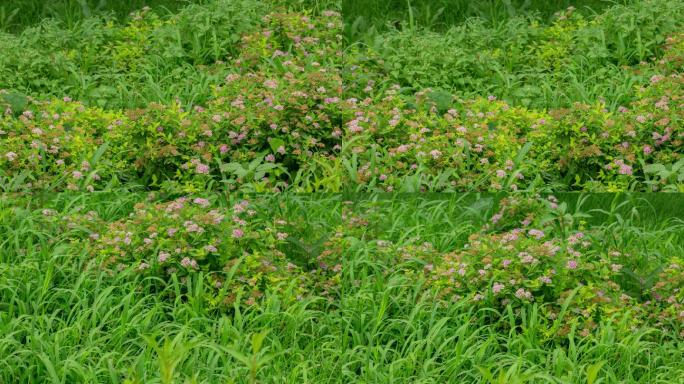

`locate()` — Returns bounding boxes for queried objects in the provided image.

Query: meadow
[0,0,683,382]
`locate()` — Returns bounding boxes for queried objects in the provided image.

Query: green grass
[0,0,201,32]
[1,192,683,383]
[344,0,626,34]
[344,0,684,109]
[1,0,683,382]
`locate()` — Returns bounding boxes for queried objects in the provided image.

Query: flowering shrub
[340,195,683,340]
[1,7,682,192]
[342,59,683,192]
[1,11,345,193]
[81,196,315,307]
[0,95,128,191]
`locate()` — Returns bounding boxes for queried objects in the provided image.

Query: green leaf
[586,361,606,384]
[269,138,285,154]
[251,330,269,354]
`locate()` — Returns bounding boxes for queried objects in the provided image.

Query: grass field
[0,0,683,382]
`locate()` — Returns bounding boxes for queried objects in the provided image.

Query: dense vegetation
[0,0,682,382]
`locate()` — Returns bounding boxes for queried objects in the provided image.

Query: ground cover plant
[0,0,683,382]
[2,192,683,382]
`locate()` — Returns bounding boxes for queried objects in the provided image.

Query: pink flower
[181,257,198,269]
[195,163,210,175]
[528,229,545,239]
[618,162,632,175]
[265,154,276,162]
[204,245,218,253]
[158,251,170,263]
[496,169,506,178]
[220,144,229,154]
[263,79,278,89]
[277,232,288,240]
[232,228,244,238]
[193,198,210,207]
[566,260,578,269]
[492,283,505,294]
[72,171,83,179]
[491,213,503,224]
[138,262,150,271]
[515,288,532,300]
[502,259,512,268]
[643,145,653,155]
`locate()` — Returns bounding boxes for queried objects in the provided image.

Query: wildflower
[528,229,545,239]
[519,253,537,264]
[262,79,278,89]
[195,163,210,175]
[502,259,512,268]
[5,152,17,161]
[265,154,276,162]
[567,232,584,245]
[515,288,533,300]
[158,251,170,263]
[396,144,409,153]
[183,221,204,233]
[643,145,653,155]
[617,161,633,175]
[204,245,218,253]
[496,169,506,178]
[232,228,244,238]
[181,257,198,269]
[72,171,83,179]
[138,262,150,271]
[491,213,503,224]
[566,260,578,269]
[193,198,210,207]
[539,276,552,284]
[276,232,288,240]
[430,150,442,159]
[492,283,505,294]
